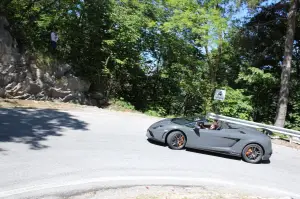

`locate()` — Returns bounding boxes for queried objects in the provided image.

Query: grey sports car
[146,117,273,164]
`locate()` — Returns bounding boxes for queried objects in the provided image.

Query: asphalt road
[0,107,300,199]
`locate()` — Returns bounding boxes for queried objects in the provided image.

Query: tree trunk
[215,31,223,83]
[274,0,298,127]
[204,45,215,84]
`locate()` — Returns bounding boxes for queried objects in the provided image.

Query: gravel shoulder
[63,186,289,199]
[271,139,300,150]
[0,98,90,110]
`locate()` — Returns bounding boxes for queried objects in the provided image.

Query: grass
[107,98,177,118]
[107,98,137,112]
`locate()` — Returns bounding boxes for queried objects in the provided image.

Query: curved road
[0,107,300,199]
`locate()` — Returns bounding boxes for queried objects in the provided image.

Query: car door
[188,127,235,152]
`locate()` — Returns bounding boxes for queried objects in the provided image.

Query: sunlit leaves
[161,0,228,47]
[236,67,277,85]
[214,87,253,120]
[286,88,300,130]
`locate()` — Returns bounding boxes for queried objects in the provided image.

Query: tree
[232,0,300,127]
[228,1,300,130]
[274,0,298,127]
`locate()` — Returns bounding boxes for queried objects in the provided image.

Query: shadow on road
[0,108,89,150]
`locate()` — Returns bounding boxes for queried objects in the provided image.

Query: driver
[210,120,219,130]
[196,121,205,129]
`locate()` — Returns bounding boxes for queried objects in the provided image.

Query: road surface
[0,107,300,199]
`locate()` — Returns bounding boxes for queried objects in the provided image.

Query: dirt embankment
[0,98,89,110]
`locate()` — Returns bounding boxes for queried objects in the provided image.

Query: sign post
[214,89,226,101]
[213,89,226,114]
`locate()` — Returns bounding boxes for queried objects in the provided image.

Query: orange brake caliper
[178,136,184,146]
[246,148,252,156]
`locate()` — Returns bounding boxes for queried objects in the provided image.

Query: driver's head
[210,120,218,130]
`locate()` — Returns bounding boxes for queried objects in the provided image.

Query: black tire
[242,143,264,164]
[166,131,186,150]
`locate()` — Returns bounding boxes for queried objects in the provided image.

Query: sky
[232,0,282,24]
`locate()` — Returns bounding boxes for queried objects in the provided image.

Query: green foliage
[286,88,300,130]
[237,67,277,85]
[235,67,278,122]
[162,0,228,48]
[110,98,136,111]
[144,106,167,117]
[213,87,253,120]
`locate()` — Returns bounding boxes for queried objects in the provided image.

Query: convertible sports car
[146,117,272,164]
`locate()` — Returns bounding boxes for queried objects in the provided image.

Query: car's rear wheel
[166,131,186,150]
[242,143,264,164]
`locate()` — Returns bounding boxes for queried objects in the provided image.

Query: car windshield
[171,117,205,125]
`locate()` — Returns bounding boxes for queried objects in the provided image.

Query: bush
[111,98,135,111]
[144,106,167,117]
[144,110,161,117]
[213,86,253,120]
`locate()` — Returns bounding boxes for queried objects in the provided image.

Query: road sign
[214,89,226,101]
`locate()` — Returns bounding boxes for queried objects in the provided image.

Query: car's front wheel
[242,143,264,164]
[166,131,186,150]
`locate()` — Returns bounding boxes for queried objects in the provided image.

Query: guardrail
[207,113,300,143]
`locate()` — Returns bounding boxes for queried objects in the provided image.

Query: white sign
[214,89,226,101]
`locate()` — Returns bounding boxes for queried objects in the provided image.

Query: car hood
[150,118,172,128]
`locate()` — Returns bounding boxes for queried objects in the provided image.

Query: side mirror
[193,127,200,136]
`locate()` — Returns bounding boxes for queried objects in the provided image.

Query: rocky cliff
[0,16,105,106]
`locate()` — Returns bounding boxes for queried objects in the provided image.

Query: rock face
[0,15,106,106]
[0,16,21,65]
[0,58,100,105]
